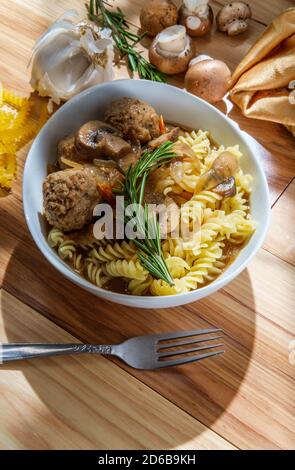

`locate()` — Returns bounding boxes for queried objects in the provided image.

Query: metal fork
[0,328,224,369]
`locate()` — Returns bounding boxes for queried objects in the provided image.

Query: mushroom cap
[227,19,249,36]
[149,25,194,75]
[184,58,231,103]
[217,1,251,34]
[140,0,178,38]
[179,4,214,37]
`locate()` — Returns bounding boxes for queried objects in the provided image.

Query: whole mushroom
[149,25,194,75]
[217,2,252,36]
[184,55,231,103]
[179,0,214,37]
[140,0,178,38]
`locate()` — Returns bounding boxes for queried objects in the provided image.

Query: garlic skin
[30,10,114,108]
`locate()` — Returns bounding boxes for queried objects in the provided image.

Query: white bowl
[23,79,270,308]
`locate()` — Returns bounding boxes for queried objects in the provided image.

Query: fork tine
[157,335,222,350]
[158,343,223,359]
[157,328,222,343]
[156,350,224,368]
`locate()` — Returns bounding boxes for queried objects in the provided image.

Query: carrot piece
[159,115,166,135]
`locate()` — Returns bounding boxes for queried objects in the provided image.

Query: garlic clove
[30,9,114,109]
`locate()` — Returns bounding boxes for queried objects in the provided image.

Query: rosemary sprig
[87,0,166,82]
[121,142,176,285]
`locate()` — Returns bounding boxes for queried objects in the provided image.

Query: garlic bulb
[30,10,114,109]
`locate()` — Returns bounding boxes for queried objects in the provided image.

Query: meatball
[104,98,160,144]
[43,168,101,231]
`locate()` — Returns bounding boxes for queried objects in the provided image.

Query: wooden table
[0,0,294,450]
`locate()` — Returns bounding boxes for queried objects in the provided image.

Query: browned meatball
[43,169,101,231]
[104,98,160,144]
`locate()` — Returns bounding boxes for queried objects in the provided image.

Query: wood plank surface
[0,290,236,450]
[0,209,294,449]
[264,179,295,265]
[0,0,295,451]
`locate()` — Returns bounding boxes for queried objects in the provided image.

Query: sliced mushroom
[179,0,214,37]
[212,176,236,197]
[213,151,239,179]
[217,2,252,36]
[184,55,231,103]
[75,120,131,160]
[194,151,239,193]
[149,25,194,75]
[140,0,178,38]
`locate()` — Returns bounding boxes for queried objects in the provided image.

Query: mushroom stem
[149,25,194,74]
[179,0,213,37]
[157,25,187,55]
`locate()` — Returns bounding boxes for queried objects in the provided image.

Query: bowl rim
[23,79,271,303]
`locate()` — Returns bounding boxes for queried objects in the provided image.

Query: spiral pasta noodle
[103,259,148,281]
[48,227,65,247]
[86,258,110,288]
[47,126,256,296]
[151,241,226,295]
[58,240,76,261]
[0,87,49,191]
[89,240,136,263]
[128,276,153,295]
[179,129,210,167]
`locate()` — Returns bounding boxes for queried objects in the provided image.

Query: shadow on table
[1,239,256,449]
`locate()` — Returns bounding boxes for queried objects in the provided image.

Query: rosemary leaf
[87,0,166,83]
[122,142,177,286]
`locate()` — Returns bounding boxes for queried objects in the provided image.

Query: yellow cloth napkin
[230,8,295,132]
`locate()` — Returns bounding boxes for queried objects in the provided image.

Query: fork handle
[0,343,114,363]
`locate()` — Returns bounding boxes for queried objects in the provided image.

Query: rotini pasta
[103,259,148,281]
[85,258,110,288]
[191,191,223,210]
[48,227,65,247]
[89,240,136,263]
[165,256,190,278]
[58,239,76,260]
[221,186,249,216]
[151,241,226,295]
[179,130,210,168]
[47,124,256,296]
[72,252,84,271]
[128,276,153,295]
[0,86,48,191]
